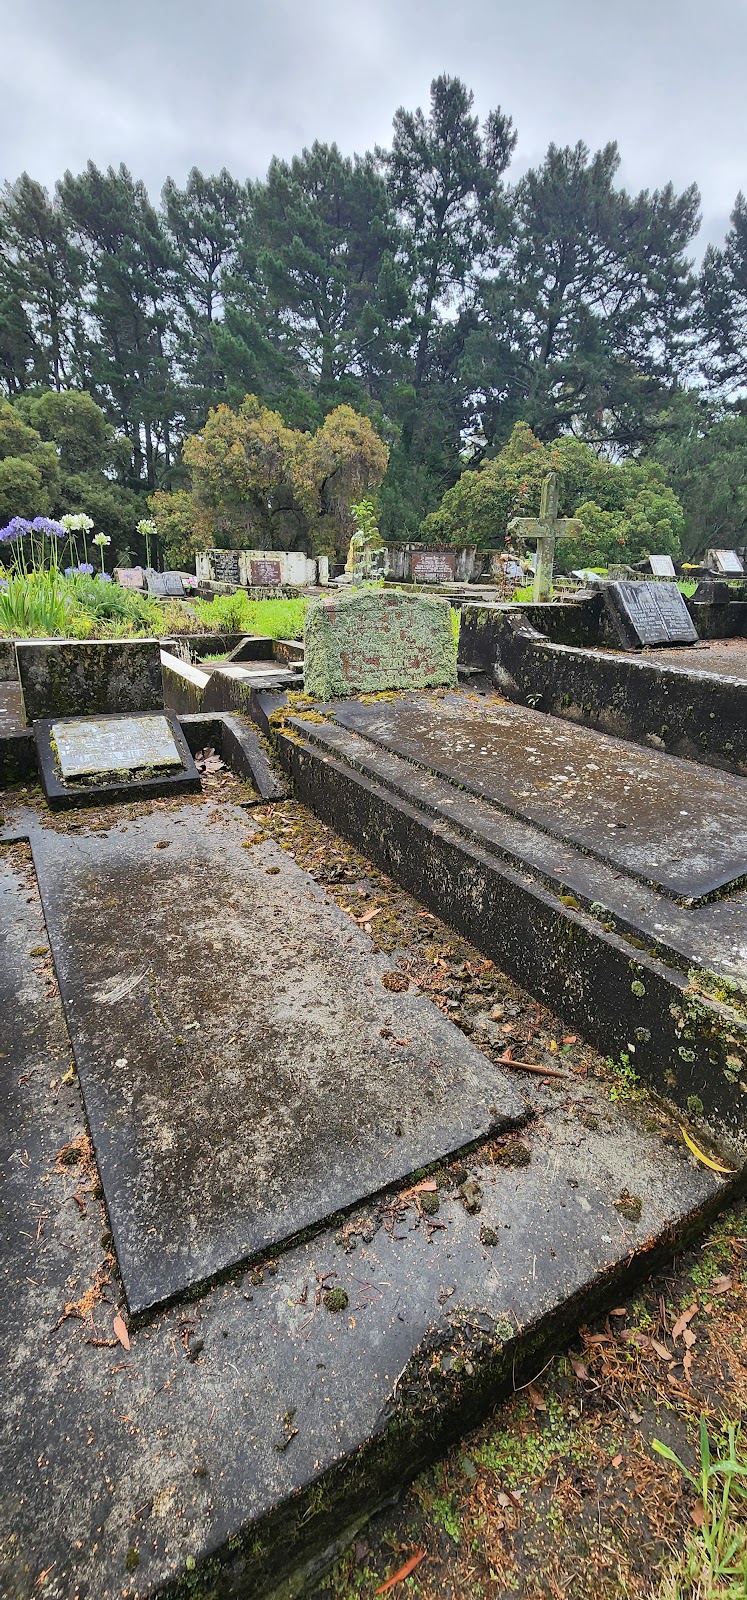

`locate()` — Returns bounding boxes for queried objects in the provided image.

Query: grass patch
[193,592,308,639]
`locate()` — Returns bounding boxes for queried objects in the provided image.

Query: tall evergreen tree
[59,162,180,488]
[700,192,747,396]
[162,167,249,426]
[0,174,86,391]
[474,142,700,450]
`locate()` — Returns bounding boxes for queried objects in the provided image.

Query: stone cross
[507,472,583,601]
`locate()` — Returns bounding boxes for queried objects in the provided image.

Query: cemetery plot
[34,710,200,808]
[329,696,747,903]
[31,804,524,1314]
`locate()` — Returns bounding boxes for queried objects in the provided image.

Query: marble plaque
[53,714,184,779]
[649,554,676,577]
[411,549,456,583]
[250,558,282,586]
[708,549,744,575]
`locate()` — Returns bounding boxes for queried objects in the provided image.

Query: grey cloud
[1,0,745,252]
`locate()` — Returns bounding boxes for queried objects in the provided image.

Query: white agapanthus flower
[60,513,95,534]
[92,532,111,548]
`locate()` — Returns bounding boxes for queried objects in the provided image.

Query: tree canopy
[0,74,744,558]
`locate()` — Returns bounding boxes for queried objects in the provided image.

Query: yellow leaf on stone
[679,1126,734,1175]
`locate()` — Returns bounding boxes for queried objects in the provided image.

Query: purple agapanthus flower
[31,517,65,538]
[65,561,95,577]
[96,571,113,583]
[0,517,32,543]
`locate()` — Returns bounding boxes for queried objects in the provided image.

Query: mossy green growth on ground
[304,588,458,700]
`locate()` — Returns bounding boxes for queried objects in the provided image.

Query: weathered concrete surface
[0,840,736,1600]
[0,679,23,734]
[304,589,457,700]
[30,804,524,1315]
[179,711,289,799]
[458,603,747,776]
[649,637,747,677]
[331,696,747,903]
[16,637,163,724]
[279,696,747,1138]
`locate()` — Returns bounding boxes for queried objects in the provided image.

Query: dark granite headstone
[145,568,168,596]
[211,550,242,585]
[250,557,282,586]
[603,580,698,649]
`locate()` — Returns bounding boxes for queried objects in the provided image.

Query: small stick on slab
[497,1050,568,1080]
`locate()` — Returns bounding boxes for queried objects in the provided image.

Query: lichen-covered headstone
[16,638,163,724]
[304,589,457,700]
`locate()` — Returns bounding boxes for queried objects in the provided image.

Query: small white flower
[92,532,111,547]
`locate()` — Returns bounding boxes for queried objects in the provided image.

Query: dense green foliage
[0,75,745,559]
[425,423,685,567]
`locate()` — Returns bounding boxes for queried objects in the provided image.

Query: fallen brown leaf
[671,1303,698,1343]
[375,1550,426,1593]
[711,1275,733,1294]
[527,1383,547,1411]
[113,1314,130,1351]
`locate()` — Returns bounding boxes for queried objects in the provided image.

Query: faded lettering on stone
[604,581,698,647]
[53,715,183,780]
[250,558,282,586]
[411,550,456,583]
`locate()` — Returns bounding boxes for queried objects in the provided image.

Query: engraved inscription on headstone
[145,568,168,597]
[603,581,698,648]
[648,554,676,578]
[52,714,184,780]
[411,550,456,583]
[250,558,282,586]
[210,550,242,585]
[706,549,744,575]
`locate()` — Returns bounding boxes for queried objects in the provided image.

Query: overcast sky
[2,0,745,256]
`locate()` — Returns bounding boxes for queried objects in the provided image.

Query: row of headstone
[195,550,329,588]
[114,567,197,598]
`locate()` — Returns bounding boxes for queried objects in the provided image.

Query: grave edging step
[278,723,747,1146]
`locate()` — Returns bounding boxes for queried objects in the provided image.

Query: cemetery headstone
[161,571,186,597]
[114,566,146,590]
[16,638,164,724]
[706,549,745,576]
[250,557,282,586]
[411,549,456,583]
[145,568,168,596]
[33,710,199,809]
[648,554,676,578]
[602,580,698,649]
[304,589,457,700]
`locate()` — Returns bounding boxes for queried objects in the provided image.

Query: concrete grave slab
[33,710,199,809]
[330,695,747,903]
[30,804,524,1314]
[1,838,735,1600]
[16,636,163,724]
[304,588,457,700]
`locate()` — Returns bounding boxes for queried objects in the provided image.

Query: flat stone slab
[52,712,183,778]
[304,589,457,699]
[30,805,524,1314]
[0,840,733,1600]
[330,696,747,902]
[16,637,163,723]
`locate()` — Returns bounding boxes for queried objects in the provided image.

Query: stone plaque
[648,554,676,578]
[707,549,744,575]
[411,549,456,583]
[304,589,457,699]
[114,566,146,590]
[250,558,282,586]
[145,568,168,596]
[603,580,698,648]
[211,549,241,585]
[161,571,186,597]
[52,714,184,779]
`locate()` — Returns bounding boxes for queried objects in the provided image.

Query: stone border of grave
[33,710,200,809]
[458,603,747,777]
